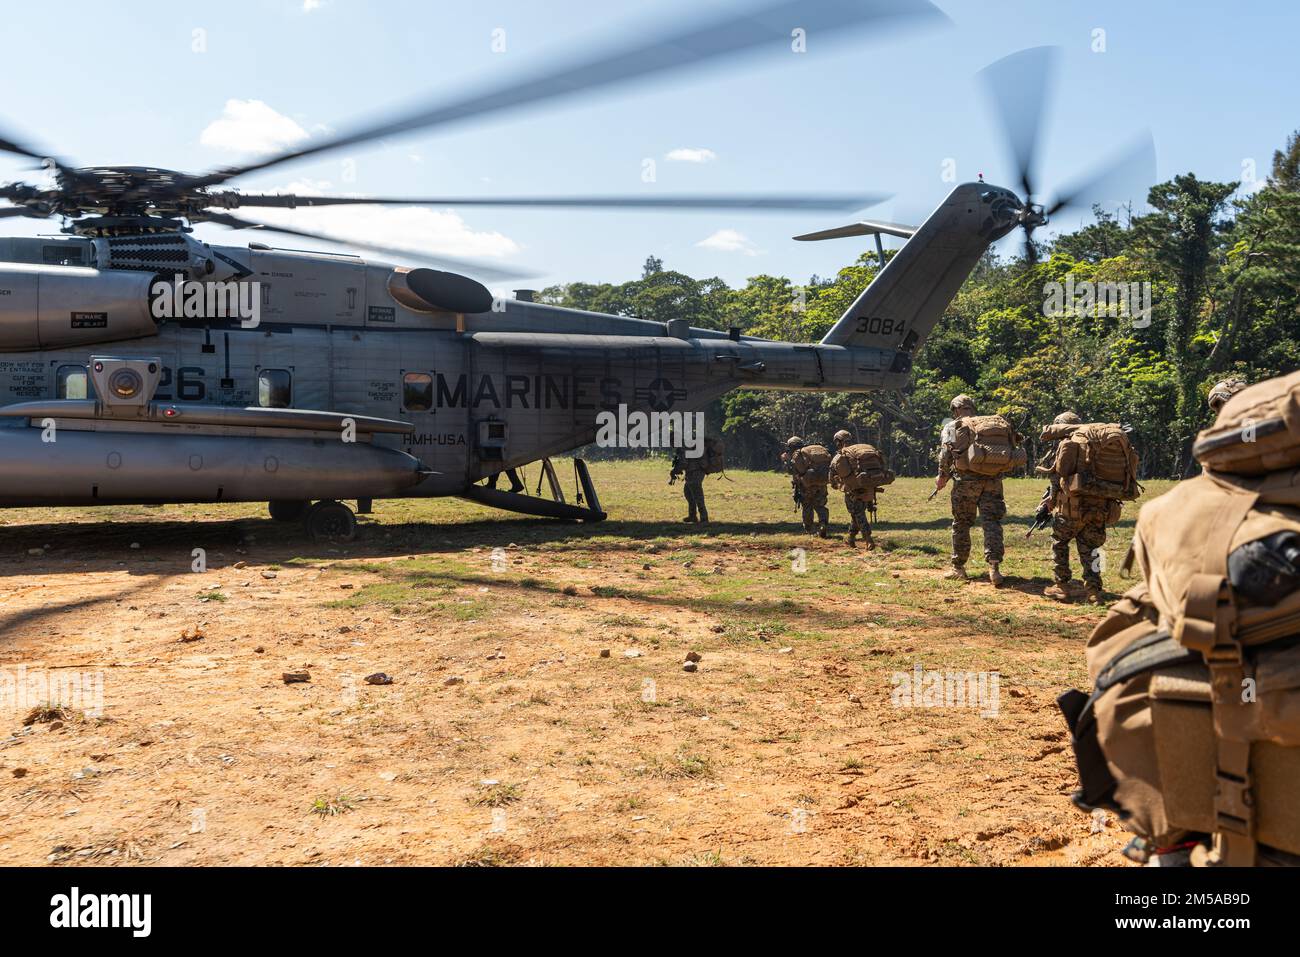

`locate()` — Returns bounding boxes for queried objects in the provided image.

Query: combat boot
[682,512,697,524]
[847,529,857,547]
[818,523,828,539]
[944,563,967,580]
[988,562,1004,587]
[1085,583,1104,604]
[698,507,710,525]
[1044,582,1072,602]
[862,536,875,551]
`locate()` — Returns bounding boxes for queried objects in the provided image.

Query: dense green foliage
[542,132,1300,477]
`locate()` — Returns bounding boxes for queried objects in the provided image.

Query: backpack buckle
[1214,769,1255,835]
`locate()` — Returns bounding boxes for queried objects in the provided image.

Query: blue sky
[1,0,1295,291]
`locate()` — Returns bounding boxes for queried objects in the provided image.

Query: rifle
[927,483,942,502]
[1026,505,1052,538]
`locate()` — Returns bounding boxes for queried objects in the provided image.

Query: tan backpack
[1059,371,1300,866]
[1056,423,1140,501]
[831,443,895,494]
[951,414,1027,476]
[701,437,725,475]
[791,444,832,487]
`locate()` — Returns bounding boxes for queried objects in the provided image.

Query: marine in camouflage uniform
[832,429,873,548]
[1039,412,1107,604]
[670,449,708,524]
[934,394,1006,585]
[784,436,829,537]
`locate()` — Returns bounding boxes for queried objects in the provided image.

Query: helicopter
[0,3,1149,541]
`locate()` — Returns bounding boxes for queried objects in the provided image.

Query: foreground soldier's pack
[1060,370,1300,866]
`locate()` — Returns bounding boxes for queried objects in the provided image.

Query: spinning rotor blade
[1045,130,1156,217]
[189,0,945,188]
[216,192,890,213]
[978,46,1060,199]
[201,210,536,281]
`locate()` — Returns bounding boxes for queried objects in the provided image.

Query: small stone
[684,651,702,663]
[709,624,725,633]
[365,672,393,685]
[778,647,794,655]
[254,646,265,654]
[443,676,464,686]
[12,768,27,778]
[282,671,311,684]
[26,548,42,556]
[623,650,641,658]
[262,570,277,580]
[232,561,247,569]
[682,662,698,673]
[130,542,141,550]
[339,583,354,590]
[599,649,610,658]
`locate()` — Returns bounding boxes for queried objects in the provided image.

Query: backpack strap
[1174,489,1259,866]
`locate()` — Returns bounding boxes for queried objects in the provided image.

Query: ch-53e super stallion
[0,0,1147,540]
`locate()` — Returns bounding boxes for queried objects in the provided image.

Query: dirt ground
[0,465,1166,866]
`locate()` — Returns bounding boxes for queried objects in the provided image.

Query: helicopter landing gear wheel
[302,500,357,543]
[268,499,310,523]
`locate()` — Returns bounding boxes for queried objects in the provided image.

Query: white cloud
[302,0,323,12]
[665,147,717,164]
[227,180,522,262]
[695,228,758,256]
[199,100,310,155]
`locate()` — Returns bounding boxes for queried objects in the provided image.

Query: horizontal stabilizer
[793,220,917,242]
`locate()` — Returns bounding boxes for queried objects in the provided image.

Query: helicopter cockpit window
[258,369,292,409]
[56,364,90,400]
[403,373,433,412]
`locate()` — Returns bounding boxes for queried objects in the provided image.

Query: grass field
[0,460,1175,866]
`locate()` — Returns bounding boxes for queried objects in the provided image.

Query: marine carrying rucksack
[701,437,725,475]
[831,443,895,494]
[1059,371,1300,866]
[951,414,1027,476]
[791,444,832,487]
[1056,423,1140,501]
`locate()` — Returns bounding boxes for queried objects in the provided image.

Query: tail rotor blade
[978,46,1061,199]
[1045,129,1156,216]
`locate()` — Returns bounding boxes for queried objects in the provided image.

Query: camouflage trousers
[800,484,829,530]
[1051,507,1108,588]
[682,474,707,520]
[844,493,872,540]
[950,475,1006,565]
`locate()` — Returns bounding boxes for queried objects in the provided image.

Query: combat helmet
[785,436,804,449]
[1207,378,1247,414]
[950,394,975,416]
[832,429,852,447]
[1053,411,1082,425]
